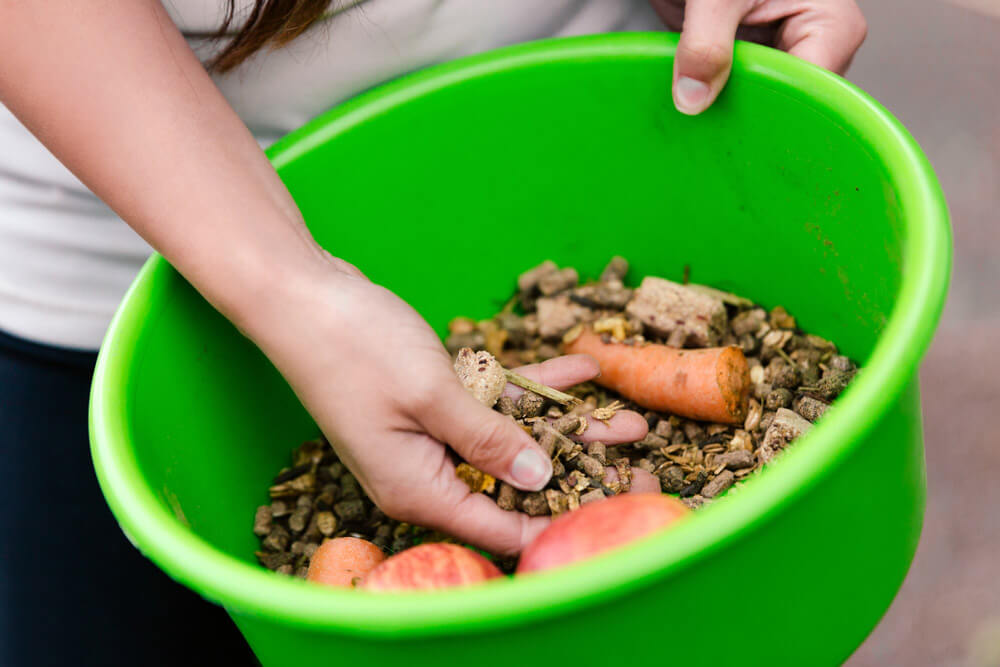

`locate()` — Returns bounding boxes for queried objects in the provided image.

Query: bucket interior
[103,35,932,609]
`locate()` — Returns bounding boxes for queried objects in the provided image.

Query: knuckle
[852,9,868,45]
[460,416,513,468]
[373,493,408,522]
[406,378,445,415]
[678,38,730,73]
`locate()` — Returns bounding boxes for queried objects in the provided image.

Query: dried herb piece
[455,463,496,494]
[269,471,316,498]
[504,370,582,407]
[679,472,707,498]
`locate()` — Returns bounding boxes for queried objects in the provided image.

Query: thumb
[421,381,553,492]
[673,0,749,115]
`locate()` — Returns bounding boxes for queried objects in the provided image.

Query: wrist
[196,227,347,345]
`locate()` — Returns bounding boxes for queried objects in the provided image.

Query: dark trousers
[0,329,256,666]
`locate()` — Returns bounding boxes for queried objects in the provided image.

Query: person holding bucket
[0,1,865,664]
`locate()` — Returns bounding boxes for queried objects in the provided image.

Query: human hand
[249,261,649,556]
[650,0,867,114]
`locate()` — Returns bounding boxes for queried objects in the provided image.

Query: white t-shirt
[0,0,661,350]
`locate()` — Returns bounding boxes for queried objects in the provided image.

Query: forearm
[0,1,327,331]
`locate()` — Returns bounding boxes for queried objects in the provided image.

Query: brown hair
[209,0,333,73]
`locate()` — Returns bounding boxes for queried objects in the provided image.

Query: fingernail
[674,76,711,115]
[511,448,552,491]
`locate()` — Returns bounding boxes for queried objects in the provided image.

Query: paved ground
[845,2,1000,665]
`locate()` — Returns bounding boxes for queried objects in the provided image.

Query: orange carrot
[306,537,386,588]
[565,329,750,424]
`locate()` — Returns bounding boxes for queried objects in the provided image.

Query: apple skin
[516,492,689,574]
[363,543,503,592]
[306,537,386,588]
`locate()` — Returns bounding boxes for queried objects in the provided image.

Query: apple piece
[306,537,386,588]
[364,543,503,592]
[517,492,689,574]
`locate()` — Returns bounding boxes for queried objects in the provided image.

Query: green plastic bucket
[90,33,950,666]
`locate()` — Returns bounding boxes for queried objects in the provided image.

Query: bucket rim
[90,31,951,636]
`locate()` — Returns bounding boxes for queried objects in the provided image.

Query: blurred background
[846,1,1000,665]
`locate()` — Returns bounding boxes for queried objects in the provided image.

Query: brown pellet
[683,422,706,444]
[301,514,322,542]
[638,432,670,450]
[339,473,361,500]
[552,414,583,435]
[600,256,629,283]
[538,267,578,296]
[333,499,365,523]
[289,506,311,534]
[315,511,337,537]
[324,462,345,480]
[765,388,793,410]
[270,499,293,518]
[253,506,272,537]
[795,395,830,422]
[702,470,735,498]
[497,483,518,511]
[262,525,290,552]
[572,453,604,479]
[256,550,293,570]
[496,395,517,416]
[314,484,339,510]
[515,392,546,418]
[717,449,755,470]
[521,492,550,516]
[586,441,607,465]
[659,465,686,494]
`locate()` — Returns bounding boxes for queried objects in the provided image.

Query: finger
[777,2,867,75]
[415,473,551,556]
[605,466,662,494]
[503,354,600,400]
[422,381,553,492]
[569,410,649,444]
[672,0,752,115]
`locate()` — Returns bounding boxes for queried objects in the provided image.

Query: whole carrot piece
[565,329,750,424]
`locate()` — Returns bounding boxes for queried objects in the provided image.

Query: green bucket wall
[90,33,950,666]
